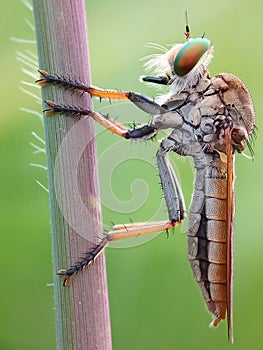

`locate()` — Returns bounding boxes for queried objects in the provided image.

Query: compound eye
[174,38,211,76]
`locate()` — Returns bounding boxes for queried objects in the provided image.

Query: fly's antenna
[185,11,190,41]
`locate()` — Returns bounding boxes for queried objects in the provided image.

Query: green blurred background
[1,0,263,349]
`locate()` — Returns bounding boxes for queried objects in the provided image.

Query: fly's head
[144,25,213,93]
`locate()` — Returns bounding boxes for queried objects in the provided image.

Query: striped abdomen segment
[188,154,228,326]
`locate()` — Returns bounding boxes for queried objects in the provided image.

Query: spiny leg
[37,70,167,115]
[58,140,187,286]
[44,100,157,140]
[157,139,186,222]
[58,220,180,286]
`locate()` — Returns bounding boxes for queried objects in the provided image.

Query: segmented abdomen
[188,153,228,326]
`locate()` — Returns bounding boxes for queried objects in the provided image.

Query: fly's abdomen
[188,155,228,325]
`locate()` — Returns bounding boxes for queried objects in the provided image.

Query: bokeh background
[1,0,263,349]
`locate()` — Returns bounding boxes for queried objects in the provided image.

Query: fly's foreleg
[37,70,167,115]
[58,220,180,286]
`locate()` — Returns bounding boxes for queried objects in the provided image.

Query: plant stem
[32,1,112,349]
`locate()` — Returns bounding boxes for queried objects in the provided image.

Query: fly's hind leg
[58,137,187,286]
[157,138,186,222]
[58,220,180,286]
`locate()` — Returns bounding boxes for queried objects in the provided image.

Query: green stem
[32,1,112,349]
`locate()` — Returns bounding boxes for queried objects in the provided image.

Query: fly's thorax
[157,74,215,131]
[152,111,184,130]
[185,73,254,154]
[155,70,254,157]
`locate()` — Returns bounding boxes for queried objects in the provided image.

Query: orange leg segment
[37,70,130,101]
[88,87,129,100]
[108,220,178,241]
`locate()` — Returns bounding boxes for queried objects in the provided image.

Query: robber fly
[37,21,255,342]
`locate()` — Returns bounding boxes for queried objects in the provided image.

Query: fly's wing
[225,130,235,343]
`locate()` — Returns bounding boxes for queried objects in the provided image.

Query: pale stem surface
[33,1,112,349]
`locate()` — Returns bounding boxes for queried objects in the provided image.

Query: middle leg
[44,100,158,140]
